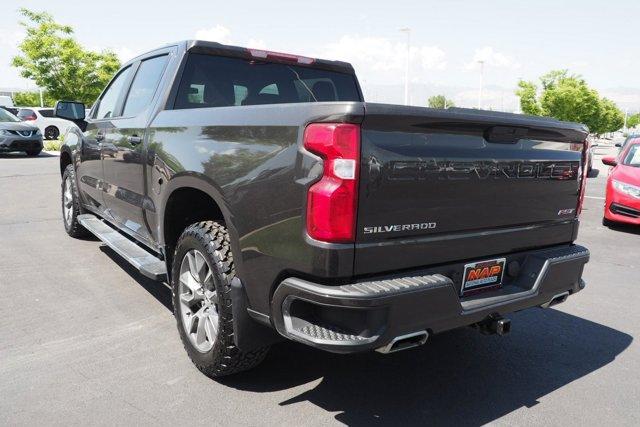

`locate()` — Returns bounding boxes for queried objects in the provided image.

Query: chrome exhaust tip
[541,291,570,308]
[376,331,429,354]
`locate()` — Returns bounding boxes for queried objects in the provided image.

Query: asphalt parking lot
[0,145,638,426]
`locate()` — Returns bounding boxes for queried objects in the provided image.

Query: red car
[602,139,640,226]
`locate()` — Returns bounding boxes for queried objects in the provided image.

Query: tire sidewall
[45,126,59,140]
[61,165,84,235]
[172,231,233,367]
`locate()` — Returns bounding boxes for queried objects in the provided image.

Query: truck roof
[126,40,356,75]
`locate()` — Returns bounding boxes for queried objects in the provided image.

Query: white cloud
[246,38,267,50]
[194,26,267,50]
[465,46,520,70]
[112,46,137,62]
[195,25,233,44]
[317,35,446,73]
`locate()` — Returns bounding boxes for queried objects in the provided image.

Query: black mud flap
[231,277,283,352]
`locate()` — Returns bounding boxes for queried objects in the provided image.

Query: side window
[39,109,54,118]
[122,55,169,117]
[17,109,36,120]
[259,84,279,95]
[188,84,205,104]
[95,67,132,120]
[233,85,248,105]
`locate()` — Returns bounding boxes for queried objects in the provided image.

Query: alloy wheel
[62,177,73,226]
[178,249,219,353]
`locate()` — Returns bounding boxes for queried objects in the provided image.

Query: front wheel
[61,164,89,238]
[172,221,269,377]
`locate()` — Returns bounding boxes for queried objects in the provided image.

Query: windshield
[0,108,20,122]
[622,144,640,167]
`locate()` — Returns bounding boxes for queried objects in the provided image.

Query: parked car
[602,139,640,226]
[0,95,14,108]
[16,107,77,140]
[0,105,20,116]
[56,40,590,378]
[616,134,639,153]
[0,107,43,156]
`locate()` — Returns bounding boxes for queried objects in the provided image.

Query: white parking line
[585,196,605,200]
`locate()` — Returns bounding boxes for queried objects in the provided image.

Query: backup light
[304,123,360,243]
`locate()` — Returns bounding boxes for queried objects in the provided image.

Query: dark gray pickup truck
[56,40,590,378]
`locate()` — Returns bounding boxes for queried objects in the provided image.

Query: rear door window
[122,55,169,117]
[174,53,361,109]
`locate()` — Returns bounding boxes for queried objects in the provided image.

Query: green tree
[13,91,56,107]
[428,95,455,109]
[515,70,624,135]
[627,113,640,129]
[11,8,120,106]
[515,81,542,116]
[592,98,622,134]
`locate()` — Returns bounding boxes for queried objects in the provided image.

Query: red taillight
[304,123,360,243]
[247,49,315,65]
[577,139,589,216]
[24,114,36,121]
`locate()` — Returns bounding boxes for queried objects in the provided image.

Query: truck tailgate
[354,104,588,275]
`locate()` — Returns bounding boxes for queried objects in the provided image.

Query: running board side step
[78,214,167,281]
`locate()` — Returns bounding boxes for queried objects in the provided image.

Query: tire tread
[172,221,269,377]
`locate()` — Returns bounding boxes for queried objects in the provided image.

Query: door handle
[128,135,143,146]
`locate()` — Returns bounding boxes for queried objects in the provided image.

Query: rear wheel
[172,221,269,377]
[44,126,59,140]
[61,164,89,238]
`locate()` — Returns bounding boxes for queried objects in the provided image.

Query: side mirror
[614,143,622,147]
[601,156,617,167]
[54,101,86,121]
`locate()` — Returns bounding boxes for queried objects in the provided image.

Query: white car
[0,95,14,108]
[16,107,77,140]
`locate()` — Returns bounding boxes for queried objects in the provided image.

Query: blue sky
[1,0,639,111]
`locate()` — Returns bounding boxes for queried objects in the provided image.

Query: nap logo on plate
[461,258,506,296]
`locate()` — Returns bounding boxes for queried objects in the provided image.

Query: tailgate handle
[485,126,528,143]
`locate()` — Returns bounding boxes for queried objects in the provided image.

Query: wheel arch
[59,147,73,176]
[159,174,241,270]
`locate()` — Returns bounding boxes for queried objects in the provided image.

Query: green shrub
[44,140,62,151]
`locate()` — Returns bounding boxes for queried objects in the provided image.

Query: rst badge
[558,208,575,216]
[461,258,506,296]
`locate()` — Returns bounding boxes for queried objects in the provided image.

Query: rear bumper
[271,244,589,353]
